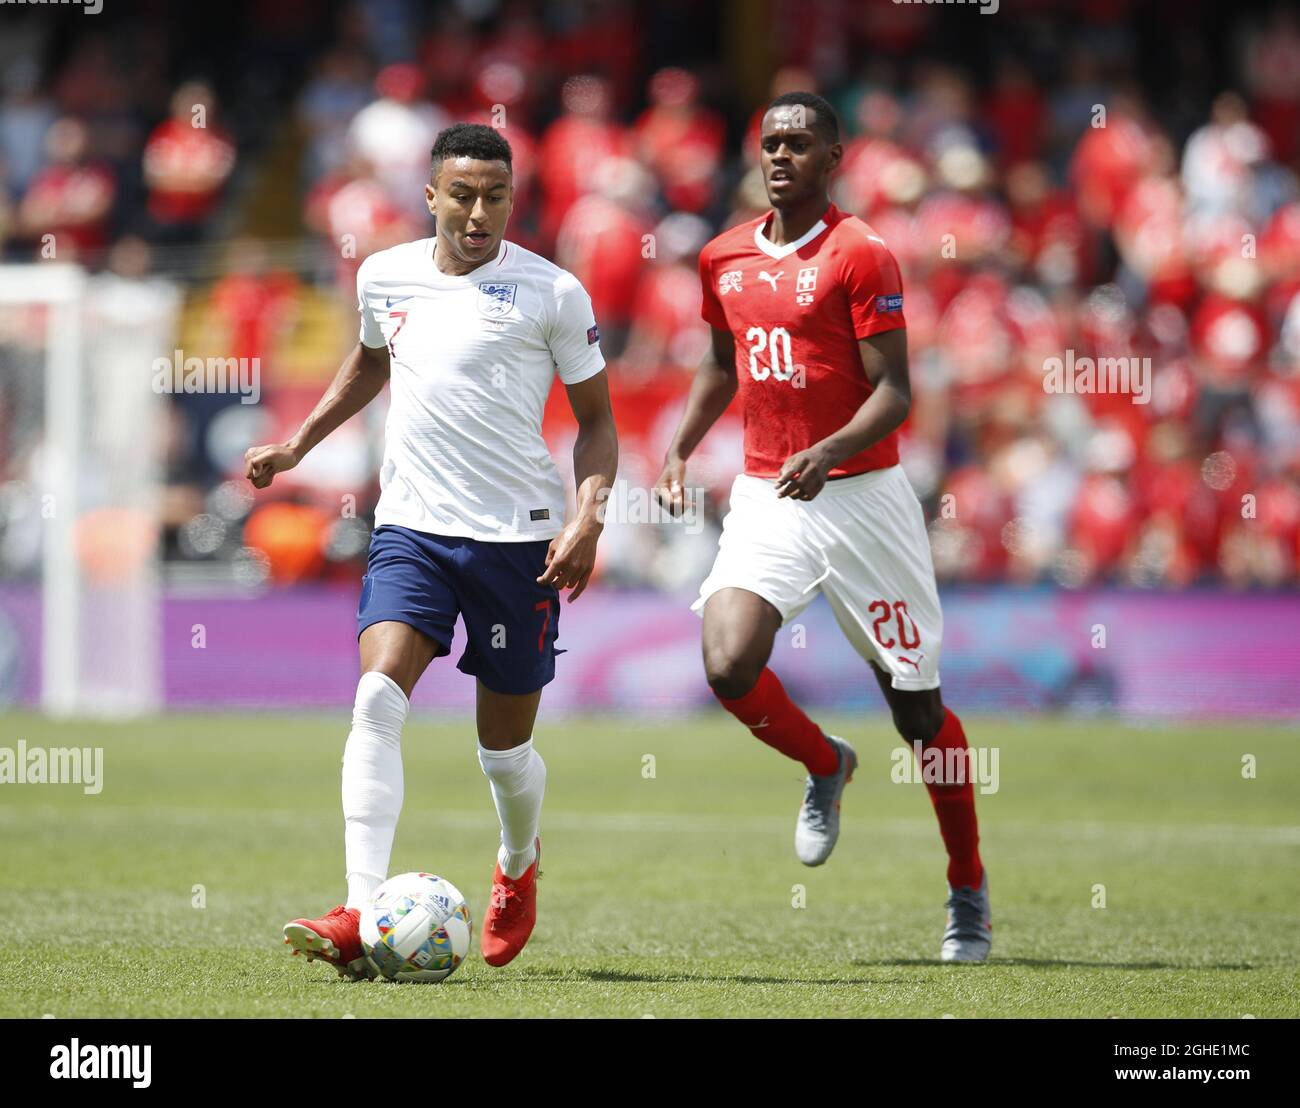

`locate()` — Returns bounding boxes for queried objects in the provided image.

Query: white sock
[342,671,408,908]
[478,738,545,879]
[347,872,382,909]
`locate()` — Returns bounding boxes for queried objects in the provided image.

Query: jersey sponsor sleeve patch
[875,294,904,313]
[586,324,600,345]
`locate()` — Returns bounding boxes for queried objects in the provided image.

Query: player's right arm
[244,341,390,489]
[653,324,736,516]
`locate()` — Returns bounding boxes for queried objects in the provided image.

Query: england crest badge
[478,281,518,318]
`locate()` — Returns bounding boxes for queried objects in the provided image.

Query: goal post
[0,263,178,717]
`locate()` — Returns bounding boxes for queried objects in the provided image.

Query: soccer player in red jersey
[655,92,991,961]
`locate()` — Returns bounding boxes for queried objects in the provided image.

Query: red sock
[714,667,837,775]
[918,708,984,889]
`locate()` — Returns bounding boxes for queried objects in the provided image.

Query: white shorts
[691,465,943,691]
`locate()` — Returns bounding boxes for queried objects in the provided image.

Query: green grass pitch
[1,711,1296,1018]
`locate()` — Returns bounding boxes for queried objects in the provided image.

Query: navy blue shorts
[357,525,564,695]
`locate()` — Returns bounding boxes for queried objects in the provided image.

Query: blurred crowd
[2,0,1300,589]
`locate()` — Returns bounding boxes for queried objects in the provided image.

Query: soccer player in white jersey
[655,92,991,962]
[245,124,617,975]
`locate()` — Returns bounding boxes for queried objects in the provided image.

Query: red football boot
[282,905,374,980]
[481,838,541,967]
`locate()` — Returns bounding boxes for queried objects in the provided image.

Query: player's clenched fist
[652,457,688,516]
[244,442,301,489]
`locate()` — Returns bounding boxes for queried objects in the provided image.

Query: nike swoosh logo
[385,295,412,309]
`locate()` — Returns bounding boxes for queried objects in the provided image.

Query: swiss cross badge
[795,266,818,306]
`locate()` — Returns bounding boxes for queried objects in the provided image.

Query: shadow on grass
[520,968,882,986]
[850,958,1257,970]
[290,958,1259,990]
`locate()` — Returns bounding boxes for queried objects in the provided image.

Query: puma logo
[897,654,924,673]
[758,270,784,291]
[750,716,770,729]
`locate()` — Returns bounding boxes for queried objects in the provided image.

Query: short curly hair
[430,123,513,176]
[765,91,840,145]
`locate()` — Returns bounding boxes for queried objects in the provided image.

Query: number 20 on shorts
[869,599,920,650]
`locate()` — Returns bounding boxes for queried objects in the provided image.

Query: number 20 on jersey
[745,326,801,384]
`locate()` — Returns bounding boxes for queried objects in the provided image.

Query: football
[360,873,472,983]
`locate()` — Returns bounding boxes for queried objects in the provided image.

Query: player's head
[759,91,841,210]
[427,123,514,266]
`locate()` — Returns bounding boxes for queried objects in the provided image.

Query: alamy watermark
[598,481,705,534]
[893,0,998,14]
[152,350,260,405]
[1043,350,1151,405]
[1,0,103,13]
[0,740,103,794]
[50,1040,150,1088]
[891,741,999,795]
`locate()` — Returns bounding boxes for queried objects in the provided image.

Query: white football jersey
[356,237,606,541]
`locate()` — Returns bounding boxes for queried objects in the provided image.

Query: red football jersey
[698,202,907,477]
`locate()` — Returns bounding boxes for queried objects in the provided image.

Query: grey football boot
[794,735,857,865]
[941,871,992,962]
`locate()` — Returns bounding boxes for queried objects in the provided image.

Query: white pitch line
[2,805,1298,845]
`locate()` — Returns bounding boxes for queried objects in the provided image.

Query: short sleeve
[356,259,385,349]
[841,232,907,340]
[548,272,606,385]
[698,241,728,329]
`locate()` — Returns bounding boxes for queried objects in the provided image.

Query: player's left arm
[537,369,618,601]
[774,328,911,500]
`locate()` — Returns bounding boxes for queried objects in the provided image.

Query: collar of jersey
[753,207,832,260]
[424,237,508,282]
